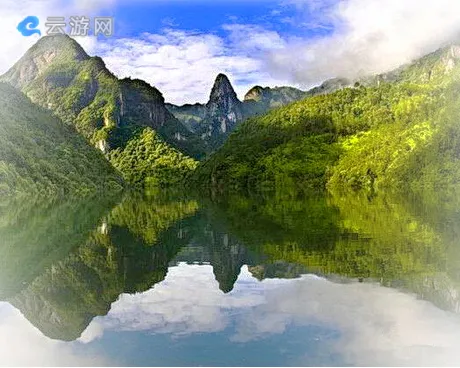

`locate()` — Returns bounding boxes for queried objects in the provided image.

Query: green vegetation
[109,189,199,244]
[109,128,198,188]
[0,193,119,299]
[0,83,123,197]
[1,35,204,188]
[193,45,460,194]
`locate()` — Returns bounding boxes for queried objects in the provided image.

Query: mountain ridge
[1,35,205,187]
[167,74,353,151]
[192,42,460,194]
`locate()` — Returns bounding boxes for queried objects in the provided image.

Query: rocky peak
[244,86,265,102]
[207,73,240,107]
[204,74,243,137]
[31,34,89,61]
[2,34,90,88]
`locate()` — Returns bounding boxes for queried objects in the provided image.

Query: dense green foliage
[109,190,199,244]
[0,83,123,197]
[1,35,204,188]
[193,45,460,194]
[0,193,120,299]
[109,128,198,187]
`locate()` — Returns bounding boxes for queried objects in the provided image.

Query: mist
[266,0,460,86]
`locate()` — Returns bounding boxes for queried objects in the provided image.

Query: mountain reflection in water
[0,189,460,366]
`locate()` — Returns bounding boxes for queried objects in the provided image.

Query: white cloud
[4,0,460,106]
[222,24,287,52]
[266,0,460,85]
[232,276,460,366]
[92,28,291,105]
[80,264,267,342]
[92,0,460,105]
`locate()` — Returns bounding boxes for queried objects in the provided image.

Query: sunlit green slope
[0,83,123,197]
[1,35,203,187]
[193,44,460,193]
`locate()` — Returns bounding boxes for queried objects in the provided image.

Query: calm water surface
[1,190,460,366]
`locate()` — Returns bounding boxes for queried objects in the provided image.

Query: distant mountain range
[167,74,351,150]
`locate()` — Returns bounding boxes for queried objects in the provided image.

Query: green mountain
[0,82,122,197]
[193,44,460,194]
[1,35,203,187]
[167,74,310,151]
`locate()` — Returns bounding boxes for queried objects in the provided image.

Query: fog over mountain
[266,0,460,86]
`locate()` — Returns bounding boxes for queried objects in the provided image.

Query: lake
[1,189,460,366]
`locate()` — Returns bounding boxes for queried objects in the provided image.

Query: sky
[2,0,460,104]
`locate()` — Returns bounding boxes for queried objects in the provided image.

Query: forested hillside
[0,83,123,197]
[1,35,203,187]
[193,45,460,194]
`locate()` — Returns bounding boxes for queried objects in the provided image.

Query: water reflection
[80,264,460,366]
[0,188,460,366]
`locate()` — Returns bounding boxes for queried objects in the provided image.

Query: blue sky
[2,0,460,104]
[110,1,334,41]
[83,0,338,104]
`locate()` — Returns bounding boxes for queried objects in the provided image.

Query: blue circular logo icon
[17,16,41,37]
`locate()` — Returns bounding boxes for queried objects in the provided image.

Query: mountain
[244,85,305,106]
[1,35,204,186]
[0,82,122,197]
[304,77,351,96]
[167,74,245,150]
[167,74,354,151]
[192,44,460,194]
[167,74,309,150]
[205,74,245,141]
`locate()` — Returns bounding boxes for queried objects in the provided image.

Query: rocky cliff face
[204,74,244,138]
[167,75,308,150]
[0,35,203,159]
[167,75,354,151]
